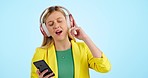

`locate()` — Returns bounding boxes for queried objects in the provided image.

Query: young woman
[31,6,111,78]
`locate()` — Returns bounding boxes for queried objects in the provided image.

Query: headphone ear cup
[40,24,47,37]
[66,15,71,27]
[69,14,75,27]
[40,23,50,37]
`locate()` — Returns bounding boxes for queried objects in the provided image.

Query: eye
[57,19,63,23]
[48,22,54,26]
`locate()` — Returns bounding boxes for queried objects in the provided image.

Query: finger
[69,26,75,31]
[70,28,76,36]
[40,69,48,78]
[36,69,40,76]
[44,73,54,78]
[69,27,76,36]
[71,27,80,36]
[70,27,78,33]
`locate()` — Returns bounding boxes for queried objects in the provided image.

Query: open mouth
[55,30,63,35]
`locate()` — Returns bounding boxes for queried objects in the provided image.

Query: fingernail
[74,31,77,35]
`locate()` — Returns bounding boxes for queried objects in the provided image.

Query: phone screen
[33,60,55,77]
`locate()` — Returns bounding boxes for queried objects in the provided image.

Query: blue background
[0,0,148,78]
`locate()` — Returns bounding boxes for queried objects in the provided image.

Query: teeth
[55,30,62,35]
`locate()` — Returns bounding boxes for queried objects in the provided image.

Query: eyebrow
[47,17,63,24]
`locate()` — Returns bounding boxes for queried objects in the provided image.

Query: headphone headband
[40,6,71,24]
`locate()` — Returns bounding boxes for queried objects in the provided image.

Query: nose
[53,21,60,29]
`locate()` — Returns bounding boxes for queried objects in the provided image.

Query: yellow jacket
[31,40,111,78]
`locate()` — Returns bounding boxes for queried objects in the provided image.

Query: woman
[31,6,111,78]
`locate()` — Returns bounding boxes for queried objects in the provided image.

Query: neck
[54,37,71,51]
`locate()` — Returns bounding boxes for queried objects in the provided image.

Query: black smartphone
[33,60,55,77]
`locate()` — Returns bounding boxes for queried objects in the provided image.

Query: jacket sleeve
[31,48,44,78]
[84,43,111,73]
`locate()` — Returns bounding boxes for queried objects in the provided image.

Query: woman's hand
[70,25,102,58]
[36,69,54,78]
[69,26,88,40]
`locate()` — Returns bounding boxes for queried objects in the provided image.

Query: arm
[70,26,111,73]
[83,35,102,58]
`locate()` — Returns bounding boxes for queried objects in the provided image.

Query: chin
[53,36,64,41]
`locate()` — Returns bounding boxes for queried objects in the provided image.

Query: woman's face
[45,11,69,41]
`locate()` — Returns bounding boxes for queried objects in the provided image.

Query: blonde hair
[40,6,75,48]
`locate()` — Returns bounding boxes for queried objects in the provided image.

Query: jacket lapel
[71,40,80,78]
[47,43,58,78]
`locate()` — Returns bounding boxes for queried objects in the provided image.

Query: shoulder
[33,47,47,55]
[72,40,88,50]
[75,41,86,47]
[32,47,47,61]
[35,47,47,52]
[34,47,48,56]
